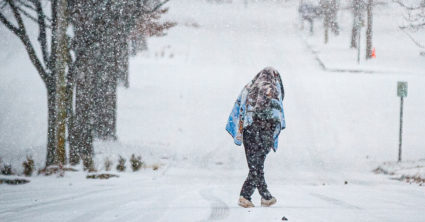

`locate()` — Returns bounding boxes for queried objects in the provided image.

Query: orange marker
[372,48,376,58]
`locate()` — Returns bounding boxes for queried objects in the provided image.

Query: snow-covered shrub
[104,157,113,171]
[130,154,143,172]
[83,157,96,172]
[1,164,13,175]
[116,156,126,172]
[22,156,35,177]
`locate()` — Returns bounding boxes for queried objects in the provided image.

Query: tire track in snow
[310,193,362,210]
[199,189,230,221]
[0,188,113,216]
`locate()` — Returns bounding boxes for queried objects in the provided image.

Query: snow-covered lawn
[374,159,425,184]
[1,0,425,221]
[303,1,425,74]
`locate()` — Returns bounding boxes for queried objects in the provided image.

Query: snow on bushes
[116,156,127,172]
[130,154,143,172]
[22,156,35,177]
[374,160,425,186]
[104,157,113,171]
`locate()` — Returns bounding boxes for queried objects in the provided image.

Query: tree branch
[17,6,38,22]
[32,0,50,67]
[16,6,51,29]
[393,0,423,10]
[17,0,37,12]
[6,0,49,83]
[141,0,170,14]
[128,0,170,31]
[0,11,21,35]
[49,0,58,72]
[17,0,52,22]
[7,0,25,30]
[1,1,7,9]
[399,26,425,48]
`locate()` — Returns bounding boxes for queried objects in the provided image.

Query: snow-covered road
[1,0,425,221]
[1,168,425,221]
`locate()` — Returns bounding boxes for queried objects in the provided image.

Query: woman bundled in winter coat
[226,67,285,208]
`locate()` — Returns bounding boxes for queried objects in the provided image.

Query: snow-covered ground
[303,1,425,74]
[374,159,425,184]
[1,0,425,221]
[1,167,425,221]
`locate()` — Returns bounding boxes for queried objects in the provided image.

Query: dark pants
[240,120,276,201]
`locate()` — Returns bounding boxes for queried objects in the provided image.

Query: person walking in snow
[226,67,285,208]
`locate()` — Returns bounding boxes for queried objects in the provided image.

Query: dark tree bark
[117,31,130,88]
[92,2,119,140]
[350,0,363,48]
[74,60,95,169]
[72,40,97,169]
[66,69,77,164]
[92,0,171,140]
[91,0,170,141]
[52,0,68,165]
[321,0,330,44]
[46,83,57,166]
[68,0,98,168]
[365,0,373,59]
[330,0,339,35]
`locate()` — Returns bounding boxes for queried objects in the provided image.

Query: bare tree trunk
[324,14,329,44]
[66,73,76,164]
[117,36,130,88]
[53,0,68,165]
[351,0,360,48]
[45,84,57,167]
[68,58,80,165]
[365,0,373,59]
[116,10,130,88]
[329,0,339,35]
[93,22,118,141]
[74,54,96,169]
[351,20,359,48]
[69,0,96,169]
[92,2,126,140]
[321,0,330,44]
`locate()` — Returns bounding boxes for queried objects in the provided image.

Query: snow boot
[261,197,277,207]
[238,196,255,208]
